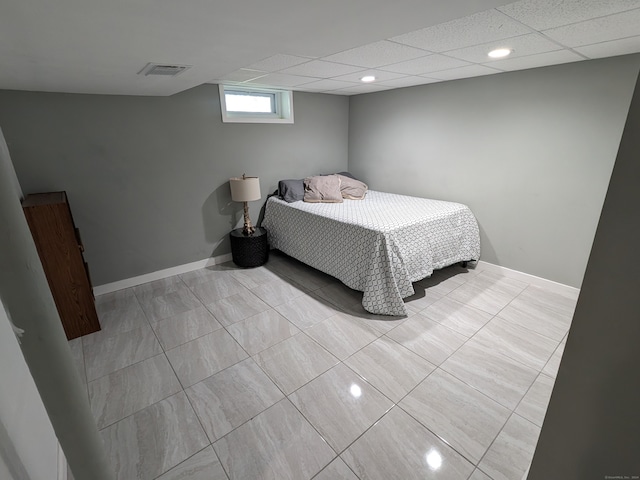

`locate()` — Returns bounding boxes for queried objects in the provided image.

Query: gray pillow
[335,171,359,181]
[278,179,304,203]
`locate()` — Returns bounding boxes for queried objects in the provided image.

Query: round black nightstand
[230,227,269,268]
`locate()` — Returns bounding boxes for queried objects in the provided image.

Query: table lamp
[229,174,261,235]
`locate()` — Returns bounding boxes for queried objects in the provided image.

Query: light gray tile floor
[75,251,576,479]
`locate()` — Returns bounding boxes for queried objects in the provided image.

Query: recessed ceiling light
[360,75,376,83]
[488,48,512,59]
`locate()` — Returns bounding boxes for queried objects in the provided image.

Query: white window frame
[219,85,294,124]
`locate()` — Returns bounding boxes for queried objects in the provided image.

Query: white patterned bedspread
[262,190,481,316]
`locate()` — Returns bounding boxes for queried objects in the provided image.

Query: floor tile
[206,292,270,326]
[524,284,577,315]
[465,271,528,298]
[515,373,555,427]
[400,369,510,464]
[468,469,493,480]
[274,293,338,329]
[448,282,517,316]
[341,406,475,480]
[166,329,248,387]
[88,354,181,429]
[95,288,148,336]
[101,391,208,480]
[441,341,538,410]
[251,278,308,307]
[180,264,238,288]
[542,342,566,378]
[345,336,435,402]
[254,333,339,395]
[417,272,466,296]
[186,358,284,442]
[420,296,493,337]
[231,265,282,289]
[289,363,393,453]
[314,282,363,310]
[478,414,541,480]
[226,309,300,355]
[403,285,443,313]
[213,399,335,480]
[337,303,408,334]
[498,285,575,341]
[266,253,335,291]
[386,313,467,365]
[95,287,137,307]
[472,316,558,370]
[313,457,358,480]
[83,324,163,381]
[190,276,248,305]
[155,446,227,480]
[139,286,203,323]
[438,263,485,279]
[85,260,579,480]
[152,306,222,351]
[305,313,381,360]
[133,276,186,302]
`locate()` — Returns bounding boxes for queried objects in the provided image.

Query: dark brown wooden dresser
[22,192,100,340]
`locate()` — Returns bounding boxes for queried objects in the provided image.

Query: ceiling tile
[244,54,312,72]
[542,8,640,47]
[389,9,532,52]
[574,35,640,59]
[331,84,393,95]
[245,73,318,87]
[295,79,358,91]
[484,49,584,71]
[445,33,563,63]
[377,76,441,88]
[498,0,640,31]
[381,54,470,75]
[331,69,407,83]
[280,60,365,78]
[321,40,429,68]
[428,64,503,80]
[216,69,268,83]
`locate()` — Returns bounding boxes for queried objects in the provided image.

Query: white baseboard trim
[477,260,580,297]
[93,253,233,296]
[93,254,579,299]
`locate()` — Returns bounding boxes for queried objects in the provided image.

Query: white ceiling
[2,0,639,97]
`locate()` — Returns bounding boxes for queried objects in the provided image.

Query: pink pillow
[303,175,343,203]
[337,174,368,200]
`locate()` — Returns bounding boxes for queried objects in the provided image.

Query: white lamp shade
[230,176,261,202]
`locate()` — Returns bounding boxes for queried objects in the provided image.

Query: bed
[262,189,481,316]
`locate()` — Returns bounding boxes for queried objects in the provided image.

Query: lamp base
[242,201,255,236]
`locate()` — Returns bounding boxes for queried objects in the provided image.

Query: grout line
[474,410,541,478]
[149,445,229,480]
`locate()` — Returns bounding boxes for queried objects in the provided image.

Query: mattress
[262,190,481,316]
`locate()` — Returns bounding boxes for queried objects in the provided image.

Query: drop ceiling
[1,0,639,97]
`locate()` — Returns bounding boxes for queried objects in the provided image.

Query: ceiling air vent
[138,63,191,77]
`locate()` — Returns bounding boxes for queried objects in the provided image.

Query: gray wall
[529,71,640,478]
[349,55,640,287]
[0,299,58,480]
[0,131,57,477]
[0,127,113,480]
[0,86,349,285]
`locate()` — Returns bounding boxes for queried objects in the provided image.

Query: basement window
[219,85,294,124]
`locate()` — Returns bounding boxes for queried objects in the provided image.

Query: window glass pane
[225,92,274,113]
